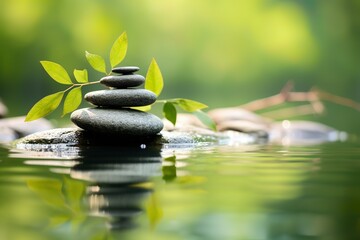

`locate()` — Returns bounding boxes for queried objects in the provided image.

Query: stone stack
[71,66,163,137]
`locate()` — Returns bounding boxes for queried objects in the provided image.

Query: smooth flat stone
[217,120,269,134]
[112,66,139,74]
[0,127,17,143]
[0,116,53,142]
[207,107,272,125]
[70,108,164,136]
[100,75,145,88]
[85,89,156,107]
[269,120,347,145]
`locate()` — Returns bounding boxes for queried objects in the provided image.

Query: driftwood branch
[315,89,360,111]
[238,82,360,119]
[260,104,321,119]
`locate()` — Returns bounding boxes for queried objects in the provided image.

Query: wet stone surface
[100,75,145,88]
[84,89,156,107]
[71,65,163,137]
[71,108,163,136]
[112,66,140,74]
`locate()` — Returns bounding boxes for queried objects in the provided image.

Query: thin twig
[232,82,360,120]
[239,84,320,112]
[316,90,360,112]
[260,104,321,119]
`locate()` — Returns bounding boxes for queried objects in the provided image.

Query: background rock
[0,116,53,143]
[0,98,8,118]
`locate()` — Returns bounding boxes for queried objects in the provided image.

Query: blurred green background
[1,0,359,132]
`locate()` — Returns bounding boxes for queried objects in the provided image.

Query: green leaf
[145,58,164,96]
[40,61,72,85]
[49,215,71,227]
[110,32,128,68]
[62,87,82,116]
[145,193,163,230]
[132,105,152,112]
[25,91,64,122]
[85,51,107,73]
[171,98,208,112]
[62,177,85,213]
[27,179,66,209]
[163,102,177,125]
[193,110,217,131]
[73,69,88,83]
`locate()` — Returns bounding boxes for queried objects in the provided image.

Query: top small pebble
[112,66,140,75]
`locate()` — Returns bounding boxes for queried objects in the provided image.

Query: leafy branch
[25,32,216,130]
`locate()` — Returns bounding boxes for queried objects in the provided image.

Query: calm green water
[1,141,360,240]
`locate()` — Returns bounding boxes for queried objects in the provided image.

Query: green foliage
[159,98,216,130]
[110,32,128,68]
[145,58,164,96]
[40,61,73,85]
[85,51,107,74]
[193,110,217,131]
[141,60,216,130]
[62,87,82,117]
[169,98,208,112]
[163,102,177,125]
[26,32,216,130]
[73,69,88,83]
[25,91,64,122]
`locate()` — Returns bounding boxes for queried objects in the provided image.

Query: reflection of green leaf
[132,105,152,112]
[27,179,66,208]
[63,177,85,210]
[85,51,107,73]
[25,91,64,121]
[50,215,71,227]
[91,231,110,240]
[110,32,128,68]
[62,87,82,116]
[164,155,176,163]
[145,193,163,229]
[145,58,163,96]
[73,69,88,83]
[173,98,208,112]
[163,155,177,182]
[40,61,73,85]
[193,110,217,131]
[163,102,177,125]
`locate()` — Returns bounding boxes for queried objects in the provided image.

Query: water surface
[1,141,360,239]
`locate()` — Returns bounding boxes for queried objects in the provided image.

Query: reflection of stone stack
[70,145,162,230]
[71,66,163,137]
[87,185,152,230]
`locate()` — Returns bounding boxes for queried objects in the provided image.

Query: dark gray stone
[85,89,156,107]
[100,75,145,88]
[112,66,139,74]
[14,128,81,145]
[71,108,163,136]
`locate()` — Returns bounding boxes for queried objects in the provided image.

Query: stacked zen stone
[70,66,163,137]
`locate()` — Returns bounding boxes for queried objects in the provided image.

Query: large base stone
[71,108,163,136]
